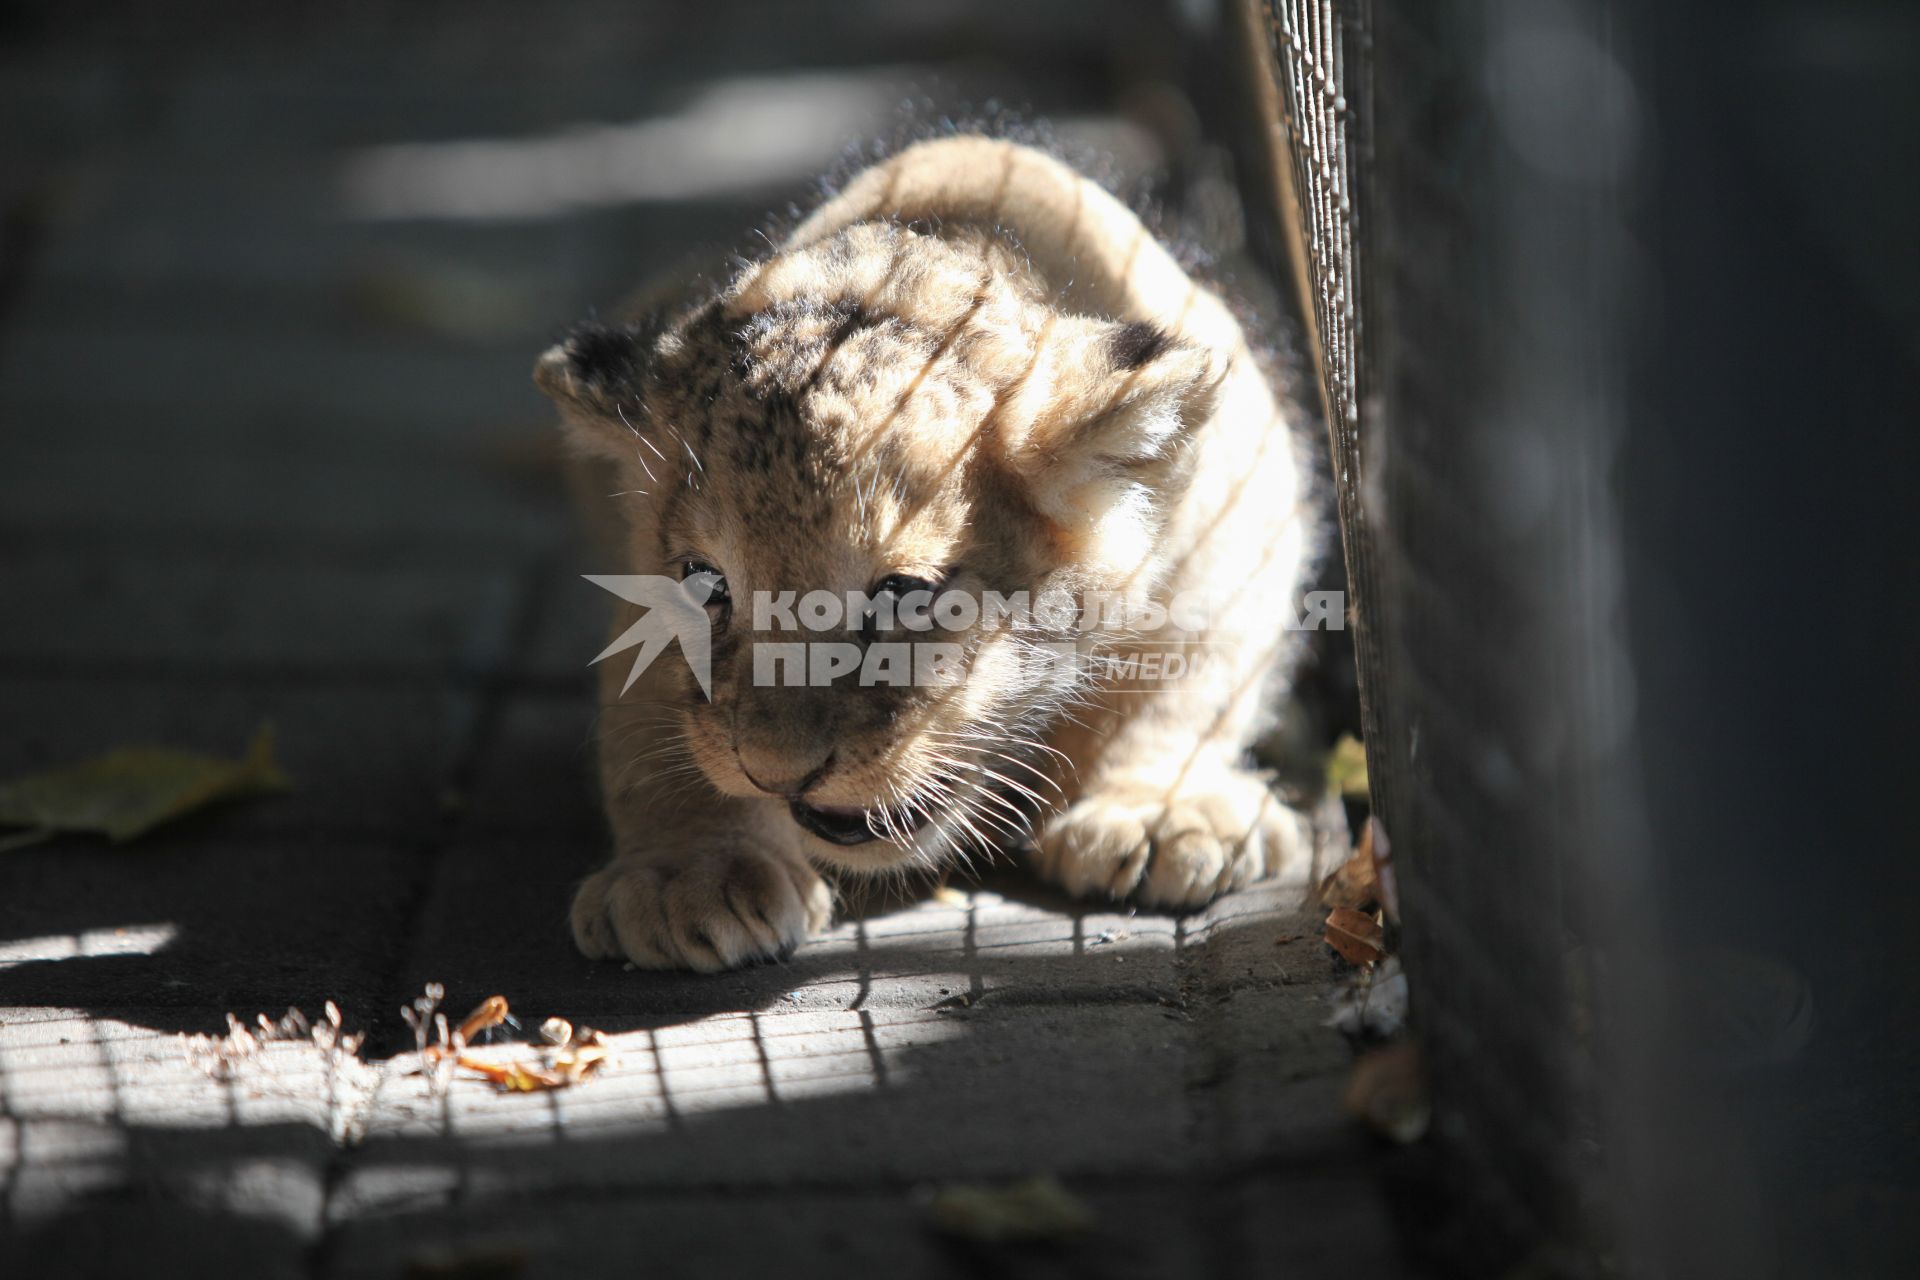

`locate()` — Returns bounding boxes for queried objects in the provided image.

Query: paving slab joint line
[370,544,566,996]
[305,548,562,1278]
[1168,913,1234,1178]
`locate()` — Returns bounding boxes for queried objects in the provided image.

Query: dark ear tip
[562,321,642,385]
[535,321,645,401]
[1107,320,1174,372]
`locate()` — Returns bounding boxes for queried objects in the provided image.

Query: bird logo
[583,574,716,699]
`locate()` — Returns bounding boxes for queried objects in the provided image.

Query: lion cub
[536,137,1319,971]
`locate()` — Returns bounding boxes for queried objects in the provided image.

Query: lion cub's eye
[679,558,731,626]
[860,573,942,641]
[875,574,940,601]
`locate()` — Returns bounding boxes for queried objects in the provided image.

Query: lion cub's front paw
[570,839,832,972]
[1033,767,1308,908]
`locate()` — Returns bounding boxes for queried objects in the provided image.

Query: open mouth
[787,798,933,846]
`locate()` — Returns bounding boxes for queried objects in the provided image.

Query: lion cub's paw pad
[1035,773,1307,908]
[570,844,831,972]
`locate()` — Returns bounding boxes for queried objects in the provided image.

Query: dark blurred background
[1327,3,1919,1277]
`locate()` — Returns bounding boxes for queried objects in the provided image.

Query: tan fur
[537,138,1314,971]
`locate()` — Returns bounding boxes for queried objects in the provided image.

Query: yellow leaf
[927,1175,1094,1242]
[0,726,289,846]
[1326,733,1370,801]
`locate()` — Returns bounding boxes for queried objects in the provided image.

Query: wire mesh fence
[1242,1,1640,1269]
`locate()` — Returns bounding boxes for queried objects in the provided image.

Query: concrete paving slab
[1182,888,1365,1161]
[0,442,562,550]
[0,1007,364,1142]
[0,1010,342,1258]
[520,570,626,683]
[0,830,426,1013]
[0,318,554,448]
[352,1002,1195,1188]
[450,694,605,837]
[15,154,768,330]
[1192,877,1343,992]
[320,1183,1211,1280]
[391,839,1189,1025]
[1231,1166,1413,1280]
[2,1197,314,1279]
[0,549,523,676]
[0,673,480,840]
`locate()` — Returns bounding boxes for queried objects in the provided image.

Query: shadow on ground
[2,897,1391,1280]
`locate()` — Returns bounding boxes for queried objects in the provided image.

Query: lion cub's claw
[571,842,832,972]
[1034,769,1308,908]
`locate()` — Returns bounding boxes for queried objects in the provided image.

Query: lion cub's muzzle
[788,797,933,846]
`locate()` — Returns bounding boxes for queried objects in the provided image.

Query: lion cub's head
[537,220,1222,873]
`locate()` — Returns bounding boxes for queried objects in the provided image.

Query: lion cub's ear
[533,321,654,460]
[1007,319,1225,531]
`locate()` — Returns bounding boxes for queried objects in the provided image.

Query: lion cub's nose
[736,745,835,798]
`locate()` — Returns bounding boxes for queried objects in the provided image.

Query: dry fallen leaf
[455,995,510,1045]
[927,1175,1094,1242]
[1345,1040,1430,1143]
[0,726,289,850]
[1324,906,1386,966]
[436,994,610,1093]
[455,1054,562,1092]
[1319,816,1381,909]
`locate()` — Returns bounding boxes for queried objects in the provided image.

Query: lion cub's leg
[1032,657,1312,909]
[569,654,831,972]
